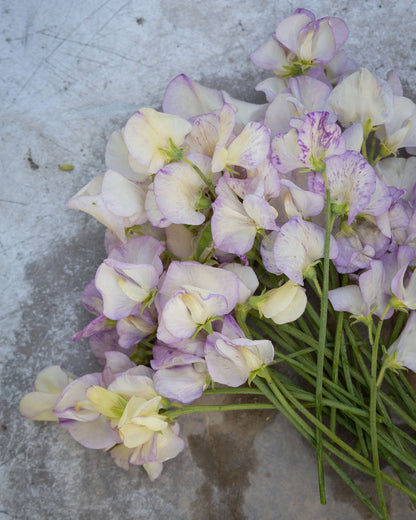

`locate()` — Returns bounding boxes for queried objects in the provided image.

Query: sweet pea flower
[334,218,390,273]
[376,157,416,202]
[250,280,307,324]
[19,366,75,421]
[95,235,164,320]
[310,151,388,225]
[88,368,185,480]
[66,170,147,242]
[204,330,274,387]
[329,258,394,320]
[328,68,394,128]
[123,108,192,174]
[211,176,279,255]
[151,336,208,403]
[251,9,348,77]
[376,95,416,154]
[279,179,324,220]
[275,9,348,67]
[264,76,332,136]
[272,111,345,173]
[153,357,209,404]
[272,217,338,285]
[389,246,416,310]
[157,262,240,344]
[212,121,271,173]
[53,372,121,449]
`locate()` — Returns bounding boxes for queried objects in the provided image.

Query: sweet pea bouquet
[20,8,416,519]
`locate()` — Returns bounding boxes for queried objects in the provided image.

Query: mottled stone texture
[1,1,416,519]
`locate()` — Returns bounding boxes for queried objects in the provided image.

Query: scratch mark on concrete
[0,199,28,206]
[8,0,116,108]
[38,31,145,64]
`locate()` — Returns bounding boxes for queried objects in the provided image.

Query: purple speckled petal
[324,151,376,225]
[225,122,271,170]
[297,111,345,166]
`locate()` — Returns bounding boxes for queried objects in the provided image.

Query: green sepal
[160,138,185,162]
[195,223,214,263]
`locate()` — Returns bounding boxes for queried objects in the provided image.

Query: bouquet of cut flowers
[20,8,416,519]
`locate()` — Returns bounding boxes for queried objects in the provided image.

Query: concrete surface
[1,1,416,519]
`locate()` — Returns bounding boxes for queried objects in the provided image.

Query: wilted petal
[66,175,126,241]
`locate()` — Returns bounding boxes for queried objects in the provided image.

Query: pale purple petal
[153,364,208,403]
[250,39,289,71]
[328,285,366,315]
[154,154,209,225]
[163,74,224,118]
[273,217,338,284]
[60,415,120,449]
[275,11,315,55]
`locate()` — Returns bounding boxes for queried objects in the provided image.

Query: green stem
[370,308,391,519]
[181,156,216,197]
[316,187,335,503]
[164,402,274,420]
[330,311,344,432]
[203,387,263,396]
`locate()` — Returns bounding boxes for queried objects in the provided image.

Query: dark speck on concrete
[26,150,39,170]
[136,17,145,25]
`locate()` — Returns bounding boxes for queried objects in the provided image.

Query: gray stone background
[1,1,416,519]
